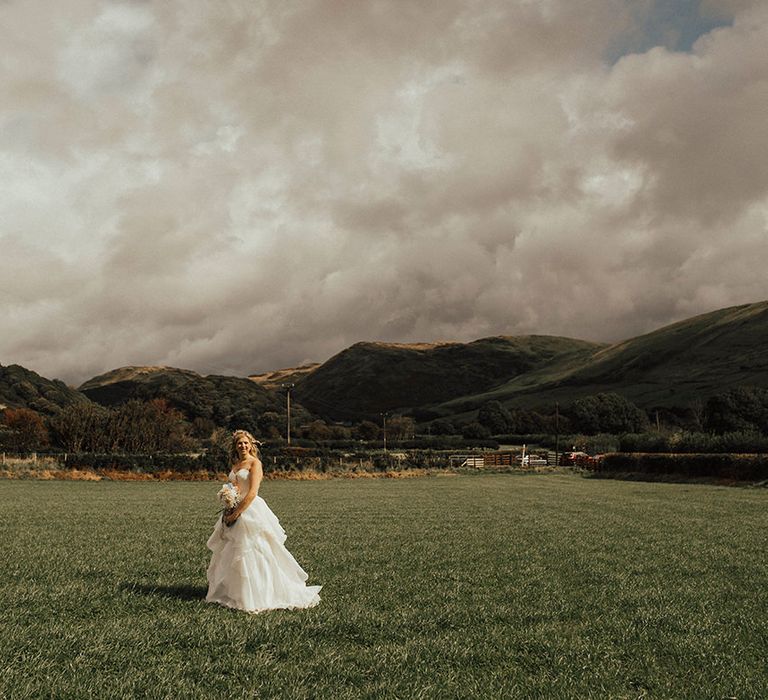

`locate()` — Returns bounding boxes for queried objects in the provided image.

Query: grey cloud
[601,12,768,224]
[1,0,767,386]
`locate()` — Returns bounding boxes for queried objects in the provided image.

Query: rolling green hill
[0,364,91,415]
[556,300,768,401]
[433,300,768,415]
[79,366,287,427]
[292,336,602,421]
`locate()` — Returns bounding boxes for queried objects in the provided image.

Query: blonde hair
[230,429,262,464]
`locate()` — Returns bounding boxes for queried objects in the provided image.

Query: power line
[291,392,387,423]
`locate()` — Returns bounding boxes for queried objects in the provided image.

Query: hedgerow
[620,431,768,454]
[597,452,768,481]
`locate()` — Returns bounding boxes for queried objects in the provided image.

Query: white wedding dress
[206,467,321,613]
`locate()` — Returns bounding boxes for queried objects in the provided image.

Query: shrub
[619,432,670,453]
[105,399,197,454]
[704,386,768,434]
[584,433,621,454]
[428,419,456,436]
[462,422,491,440]
[387,415,416,440]
[50,403,111,452]
[355,420,380,441]
[570,393,649,435]
[477,401,512,434]
[1,408,49,451]
[713,431,768,454]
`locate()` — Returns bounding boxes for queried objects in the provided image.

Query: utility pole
[555,402,560,467]
[381,412,388,453]
[282,383,295,446]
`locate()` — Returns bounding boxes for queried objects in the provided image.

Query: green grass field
[1,474,766,699]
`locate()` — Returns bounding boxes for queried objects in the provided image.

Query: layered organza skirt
[206,496,321,613]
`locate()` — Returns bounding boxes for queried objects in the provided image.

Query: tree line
[0,400,196,453]
[0,400,417,453]
[1,386,766,454]
[440,387,768,439]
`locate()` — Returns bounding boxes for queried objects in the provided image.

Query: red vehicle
[559,451,594,467]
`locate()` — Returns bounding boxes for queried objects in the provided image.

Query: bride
[206,430,321,613]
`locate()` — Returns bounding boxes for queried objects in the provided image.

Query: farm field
[1,474,766,699]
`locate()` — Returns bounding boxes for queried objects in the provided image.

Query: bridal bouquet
[217,483,241,527]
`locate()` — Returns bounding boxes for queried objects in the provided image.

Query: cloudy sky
[2,0,767,385]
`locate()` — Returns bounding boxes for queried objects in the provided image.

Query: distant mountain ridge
[3,301,768,426]
[277,301,768,421]
[249,364,321,390]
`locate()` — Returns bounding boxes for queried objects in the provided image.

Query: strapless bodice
[228,467,251,485]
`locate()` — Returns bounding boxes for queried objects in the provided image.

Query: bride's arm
[228,458,263,521]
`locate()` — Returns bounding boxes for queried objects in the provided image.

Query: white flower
[217,482,240,509]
